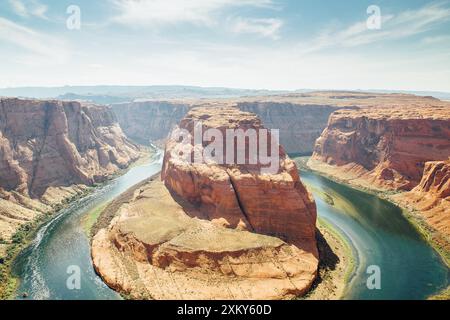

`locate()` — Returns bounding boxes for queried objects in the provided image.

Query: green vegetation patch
[0,214,50,299]
[82,203,108,236]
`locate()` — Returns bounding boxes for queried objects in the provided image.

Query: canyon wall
[0,98,140,242]
[236,102,337,155]
[393,160,450,251]
[111,98,341,154]
[111,101,191,145]
[310,106,450,191]
[309,102,450,244]
[161,107,318,245]
[92,106,319,300]
[111,93,432,156]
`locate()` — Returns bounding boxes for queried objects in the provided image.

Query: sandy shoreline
[303,218,355,300]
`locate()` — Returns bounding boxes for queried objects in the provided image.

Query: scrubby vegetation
[0,190,91,299]
[0,216,50,299]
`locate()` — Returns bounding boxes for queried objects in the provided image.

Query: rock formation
[111,95,347,154]
[161,107,317,246]
[309,105,450,191]
[309,101,450,242]
[111,101,191,145]
[111,92,439,155]
[0,98,140,242]
[92,106,318,300]
[236,102,338,155]
[393,160,450,250]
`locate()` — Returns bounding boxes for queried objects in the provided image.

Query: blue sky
[0,0,449,91]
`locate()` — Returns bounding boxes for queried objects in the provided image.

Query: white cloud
[0,17,68,63]
[299,1,450,54]
[422,35,450,44]
[8,0,28,17]
[229,17,283,39]
[8,0,48,19]
[31,1,48,19]
[111,0,274,27]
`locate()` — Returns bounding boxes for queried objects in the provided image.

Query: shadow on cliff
[306,228,340,293]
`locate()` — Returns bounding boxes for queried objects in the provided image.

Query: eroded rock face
[413,160,450,200]
[111,99,342,154]
[0,98,140,241]
[162,107,317,248]
[111,92,438,155]
[112,101,191,145]
[236,102,338,155]
[393,160,450,248]
[310,106,450,191]
[309,103,450,245]
[92,180,318,300]
[92,107,318,300]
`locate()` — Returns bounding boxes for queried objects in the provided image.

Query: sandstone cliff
[111,101,191,145]
[161,107,318,246]
[393,160,450,251]
[236,102,337,155]
[111,92,436,155]
[92,107,318,300]
[309,101,450,244]
[0,98,140,242]
[310,105,450,191]
[111,96,344,154]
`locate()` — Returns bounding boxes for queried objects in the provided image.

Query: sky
[0,0,450,91]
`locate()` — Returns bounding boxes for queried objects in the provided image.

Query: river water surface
[13,152,163,300]
[301,170,449,300]
[12,155,449,300]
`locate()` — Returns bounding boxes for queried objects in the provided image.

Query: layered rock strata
[310,106,450,191]
[309,103,450,243]
[111,101,191,146]
[92,107,318,300]
[111,92,442,155]
[111,95,347,154]
[393,160,450,251]
[236,102,338,155]
[0,98,140,242]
